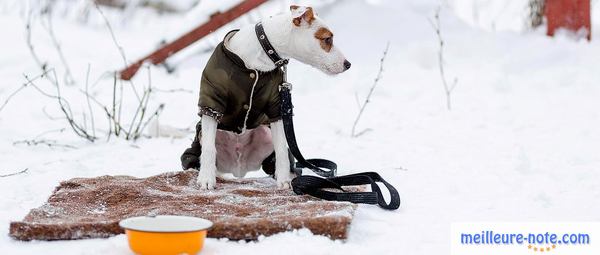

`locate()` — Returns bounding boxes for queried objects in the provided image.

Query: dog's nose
[343,60,351,70]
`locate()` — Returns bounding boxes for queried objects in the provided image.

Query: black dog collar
[255,22,289,68]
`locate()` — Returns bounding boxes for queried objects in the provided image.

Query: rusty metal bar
[119,0,269,80]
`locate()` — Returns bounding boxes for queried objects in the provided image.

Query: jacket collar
[222,30,249,70]
[221,30,281,75]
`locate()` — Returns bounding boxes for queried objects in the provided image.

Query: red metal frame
[545,0,591,40]
[119,0,269,80]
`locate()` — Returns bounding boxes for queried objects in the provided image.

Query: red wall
[545,0,591,40]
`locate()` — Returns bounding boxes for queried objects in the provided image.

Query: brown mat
[9,170,357,241]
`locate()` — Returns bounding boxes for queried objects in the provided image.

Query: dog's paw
[275,171,292,189]
[277,179,291,189]
[197,166,217,190]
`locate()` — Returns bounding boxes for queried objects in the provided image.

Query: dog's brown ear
[291,6,315,27]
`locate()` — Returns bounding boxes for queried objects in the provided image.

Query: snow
[1,0,600,254]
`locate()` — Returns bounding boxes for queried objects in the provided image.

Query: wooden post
[545,0,591,40]
[119,0,269,80]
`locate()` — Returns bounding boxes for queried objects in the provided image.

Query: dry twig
[14,5,163,143]
[23,70,97,142]
[84,64,96,137]
[1,69,54,114]
[93,2,128,69]
[0,168,29,178]
[12,128,74,149]
[351,42,390,137]
[429,6,458,110]
[13,139,77,149]
[94,2,142,102]
[40,12,76,86]
[25,11,49,76]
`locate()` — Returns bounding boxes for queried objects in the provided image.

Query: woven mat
[9,170,357,241]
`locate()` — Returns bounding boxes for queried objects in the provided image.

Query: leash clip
[279,82,293,92]
[275,59,289,67]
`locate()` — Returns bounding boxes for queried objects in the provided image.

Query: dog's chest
[214,125,274,177]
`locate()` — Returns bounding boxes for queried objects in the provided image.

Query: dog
[180,5,350,189]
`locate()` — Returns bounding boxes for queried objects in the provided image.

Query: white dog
[184,5,350,189]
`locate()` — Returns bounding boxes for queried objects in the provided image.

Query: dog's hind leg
[197,115,218,189]
[271,120,292,189]
[180,121,202,170]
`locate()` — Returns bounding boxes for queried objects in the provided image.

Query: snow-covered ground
[2,0,600,254]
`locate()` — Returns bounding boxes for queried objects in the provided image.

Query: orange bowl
[119,215,213,255]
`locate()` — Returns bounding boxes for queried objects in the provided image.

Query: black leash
[278,80,337,177]
[279,83,400,210]
[255,23,400,210]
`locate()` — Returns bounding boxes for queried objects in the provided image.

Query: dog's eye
[323,37,333,45]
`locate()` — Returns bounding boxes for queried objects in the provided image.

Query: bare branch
[25,11,51,79]
[92,73,132,139]
[93,2,128,69]
[353,128,373,138]
[76,84,131,138]
[351,42,390,137]
[1,69,55,114]
[134,103,165,140]
[94,2,141,102]
[111,73,119,136]
[22,11,98,140]
[13,139,77,149]
[23,70,97,142]
[17,7,162,142]
[40,11,76,86]
[129,67,154,139]
[429,6,459,110]
[0,168,29,178]
[0,84,28,114]
[42,106,66,121]
[126,88,150,139]
[84,64,96,137]
[118,79,125,128]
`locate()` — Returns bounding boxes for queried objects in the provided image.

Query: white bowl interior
[119,215,213,233]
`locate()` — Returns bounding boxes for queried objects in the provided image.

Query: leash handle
[291,172,401,210]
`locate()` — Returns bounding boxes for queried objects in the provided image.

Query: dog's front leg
[197,114,217,189]
[271,120,291,188]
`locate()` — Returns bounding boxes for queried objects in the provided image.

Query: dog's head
[286,5,350,75]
